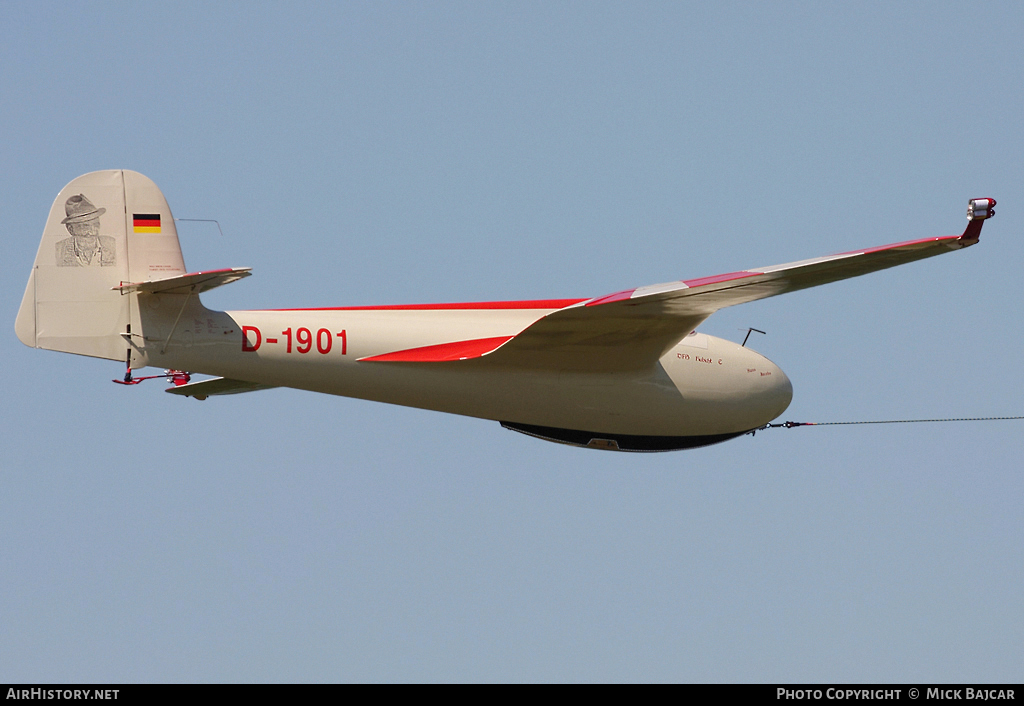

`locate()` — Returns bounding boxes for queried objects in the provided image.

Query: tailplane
[15,170,187,361]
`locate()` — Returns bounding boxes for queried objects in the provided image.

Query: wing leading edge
[362,199,995,370]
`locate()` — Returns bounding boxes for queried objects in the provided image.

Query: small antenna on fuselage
[741,327,766,347]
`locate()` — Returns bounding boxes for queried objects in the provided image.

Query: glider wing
[482,200,995,371]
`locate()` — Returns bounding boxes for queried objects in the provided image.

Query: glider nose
[730,342,793,426]
[755,354,793,423]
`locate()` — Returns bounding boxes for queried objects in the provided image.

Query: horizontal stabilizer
[165,376,276,400]
[114,267,251,295]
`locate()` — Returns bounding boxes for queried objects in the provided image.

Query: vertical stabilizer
[15,170,187,361]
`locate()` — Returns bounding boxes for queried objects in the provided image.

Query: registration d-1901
[241,325,347,355]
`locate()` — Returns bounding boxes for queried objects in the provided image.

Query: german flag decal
[133,213,161,233]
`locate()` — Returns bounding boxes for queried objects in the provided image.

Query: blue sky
[2,2,1022,682]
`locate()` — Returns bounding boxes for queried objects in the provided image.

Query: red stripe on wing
[584,289,636,307]
[264,299,586,312]
[358,335,514,362]
[682,271,759,288]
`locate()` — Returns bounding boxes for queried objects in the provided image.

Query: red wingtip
[962,197,996,241]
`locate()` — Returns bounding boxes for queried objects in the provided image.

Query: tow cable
[751,415,1024,435]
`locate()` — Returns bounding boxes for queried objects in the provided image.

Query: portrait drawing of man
[55,194,116,267]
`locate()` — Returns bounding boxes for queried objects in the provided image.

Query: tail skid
[113,369,191,386]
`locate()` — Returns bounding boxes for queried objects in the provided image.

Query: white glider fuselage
[17,170,994,451]
[141,299,792,444]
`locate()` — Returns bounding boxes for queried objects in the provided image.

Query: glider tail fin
[15,170,187,361]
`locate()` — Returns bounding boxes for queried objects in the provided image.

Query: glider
[15,170,995,451]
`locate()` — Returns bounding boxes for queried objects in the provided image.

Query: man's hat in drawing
[61,194,106,224]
